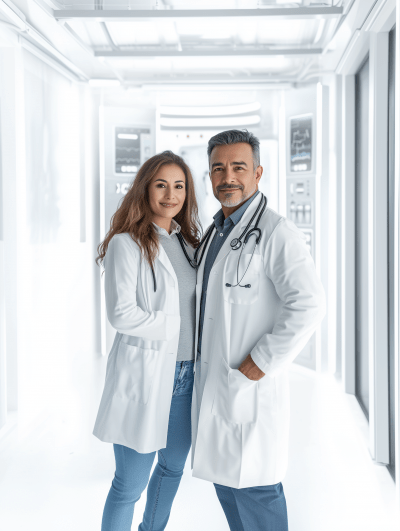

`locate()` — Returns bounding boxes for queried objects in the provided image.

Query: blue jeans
[214,482,288,531]
[101,360,194,531]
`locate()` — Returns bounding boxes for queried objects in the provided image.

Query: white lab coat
[191,198,326,488]
[93,231,182,453]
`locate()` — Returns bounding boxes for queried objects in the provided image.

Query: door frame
[337,0,399,501]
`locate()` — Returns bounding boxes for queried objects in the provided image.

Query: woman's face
[148,164,187,224]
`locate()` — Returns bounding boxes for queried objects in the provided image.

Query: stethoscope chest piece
[230,238,242,251]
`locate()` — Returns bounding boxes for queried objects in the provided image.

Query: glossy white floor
[0,360,399,531]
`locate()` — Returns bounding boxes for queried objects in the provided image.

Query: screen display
[115,127,150,174]
[290,115,312,173]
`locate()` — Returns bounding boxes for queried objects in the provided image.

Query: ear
[255,165,263,184]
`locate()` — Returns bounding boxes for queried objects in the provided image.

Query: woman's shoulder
[108,233,141,258]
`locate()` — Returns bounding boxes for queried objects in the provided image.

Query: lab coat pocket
[223,253,261,305]
[211,357,259,424]
[114,342,158,405]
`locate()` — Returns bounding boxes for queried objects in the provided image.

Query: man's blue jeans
[101,360,194,531]
[214,482,288,531]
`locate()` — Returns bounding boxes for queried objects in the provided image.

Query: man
[191,130,326,531]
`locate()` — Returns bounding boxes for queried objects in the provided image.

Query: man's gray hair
[207,129,260,170]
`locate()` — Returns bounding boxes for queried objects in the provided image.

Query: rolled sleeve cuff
[250,348,275,378]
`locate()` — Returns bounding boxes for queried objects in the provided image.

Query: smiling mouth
[160,203,178,207]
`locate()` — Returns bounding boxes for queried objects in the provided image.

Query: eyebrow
[154,178,184,183]
[211,161,248,169]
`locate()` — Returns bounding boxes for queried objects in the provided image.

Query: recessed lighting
[160,102,261,117]
[89,79,120,87]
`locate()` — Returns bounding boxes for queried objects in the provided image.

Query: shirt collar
[213,190,260,231]
[153,219,181,237]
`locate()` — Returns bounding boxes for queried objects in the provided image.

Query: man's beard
[214,184,256,208]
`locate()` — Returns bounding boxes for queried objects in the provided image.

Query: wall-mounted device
[286,113,316,369]
[115,127,151,175]
[290,114,312,173]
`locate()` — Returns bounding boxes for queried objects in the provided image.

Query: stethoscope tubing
[150,192,267,292]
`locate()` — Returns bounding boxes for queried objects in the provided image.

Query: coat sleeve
[104,234,180,341]
[250,219,326,377]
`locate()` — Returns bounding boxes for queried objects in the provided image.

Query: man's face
[209,143,263,208]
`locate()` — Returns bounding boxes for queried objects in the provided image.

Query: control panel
[286,176,315,259]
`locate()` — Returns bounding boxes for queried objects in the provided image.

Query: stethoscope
[151,193,267,292]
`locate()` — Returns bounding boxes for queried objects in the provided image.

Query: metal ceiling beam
[54,7,343,22]
[94,47,322,58]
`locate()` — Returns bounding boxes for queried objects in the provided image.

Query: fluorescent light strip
[159,115,261,127]
[89,79,120,87]
[117,133,138,139]
[160,101,261,116]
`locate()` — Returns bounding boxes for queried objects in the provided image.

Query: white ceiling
[1,0,357,84]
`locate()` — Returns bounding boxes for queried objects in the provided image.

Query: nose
[225,167,236,181]
[163,186,175,200]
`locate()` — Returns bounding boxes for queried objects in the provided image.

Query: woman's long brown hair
[96,150,201,268]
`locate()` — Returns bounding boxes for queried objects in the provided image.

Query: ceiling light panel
[82,17,322,49]
[175,19,235,40]
[160,115,261,127]
[160,101,261,116]
[75,20,111,47]
[106,21,160,46]
[57,0,260,6]
[256,19,320,45]
[110,56,301,81]
[110,55,298,73]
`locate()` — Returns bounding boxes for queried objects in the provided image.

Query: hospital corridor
[0,0,400,530]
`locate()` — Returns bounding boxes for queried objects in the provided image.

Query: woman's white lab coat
[191,199,326,488]
[93,232,182,453]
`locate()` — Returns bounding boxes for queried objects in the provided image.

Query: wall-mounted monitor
[290,114,313,173]
[115,127,151,174]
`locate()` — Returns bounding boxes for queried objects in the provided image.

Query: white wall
[0,47,101,440]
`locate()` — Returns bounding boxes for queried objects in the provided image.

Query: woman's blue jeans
[101,360,194,531]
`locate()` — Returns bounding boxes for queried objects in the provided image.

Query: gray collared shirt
[197,191,260,356]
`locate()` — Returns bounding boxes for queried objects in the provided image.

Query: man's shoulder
[260,207,306,245]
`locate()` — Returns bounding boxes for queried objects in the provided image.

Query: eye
[176,184,184,189]
[156,183,166,188]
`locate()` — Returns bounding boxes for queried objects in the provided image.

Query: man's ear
[255,165,263,184]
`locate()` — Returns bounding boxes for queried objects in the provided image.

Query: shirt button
[220,233,223,237]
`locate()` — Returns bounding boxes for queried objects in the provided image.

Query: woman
[93,151,201,531]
